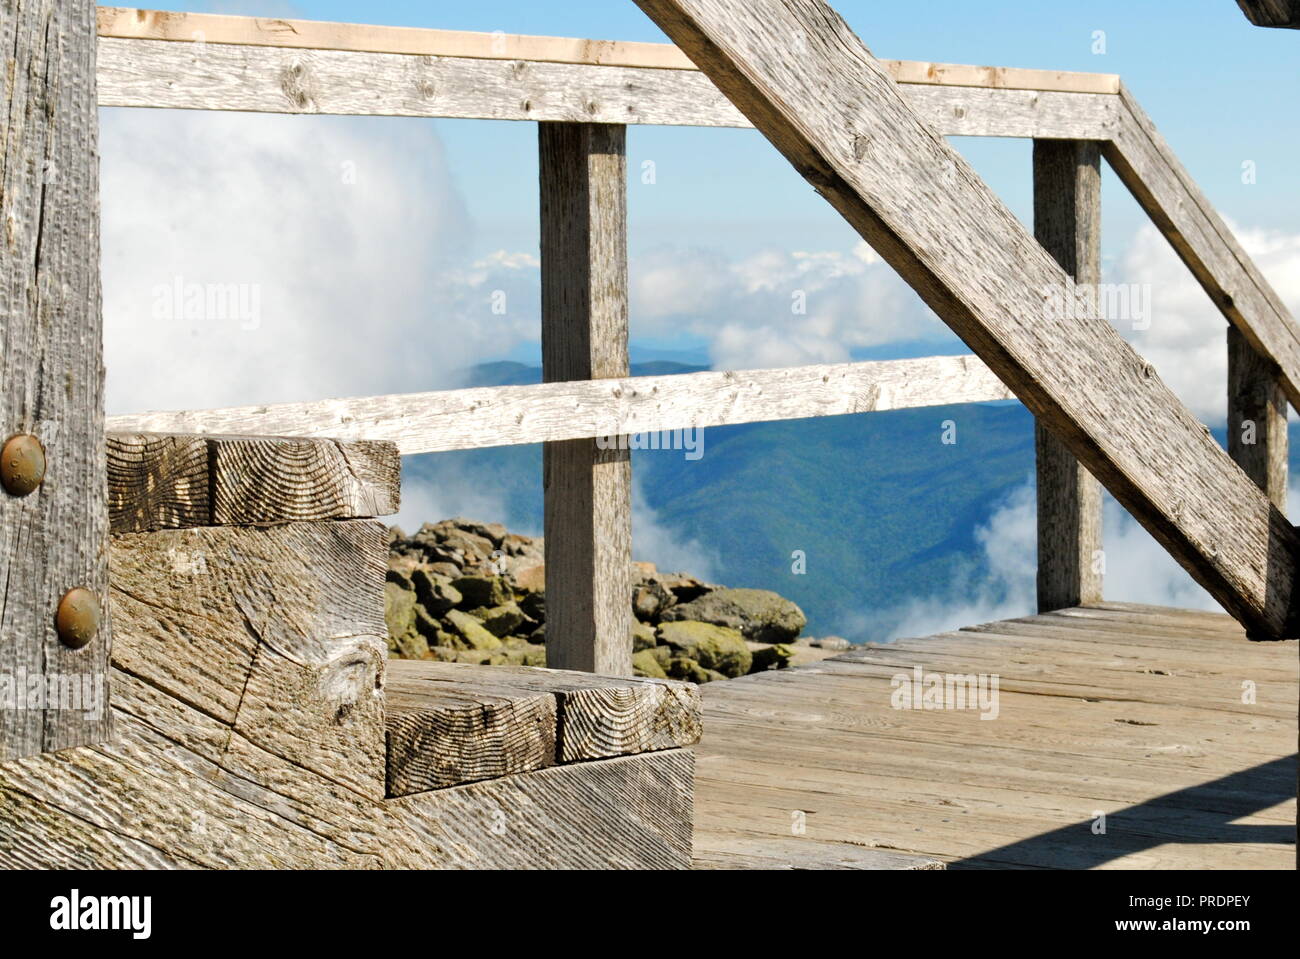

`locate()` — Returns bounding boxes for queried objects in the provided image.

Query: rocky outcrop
[384,518,820,683]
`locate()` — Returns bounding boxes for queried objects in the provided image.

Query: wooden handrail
[96,7,1120,93]
[105,355,1014,455]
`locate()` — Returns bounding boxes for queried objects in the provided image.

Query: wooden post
[1228,326,1289,510]
[539,123,632,675]
[1,0,112,759]
[1032,140,1104,611]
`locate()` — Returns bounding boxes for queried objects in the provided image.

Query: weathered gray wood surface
[386,659,700,795]
[632,0,1299,639]
[1,0,113,760]
[93,8,1119,91]
[694,837,945,870]
[1033,140,1103,611]
[0,519,695,868]
[385,662,558,796]
[1104,88,1300,408]
[1227,327,1288,510]
[1237,0,1300,27]
[695,605,1296,869]
[106,433,400,531]
[540,122,633,675]
[93,36,1116,139]
[106,354,1015,454]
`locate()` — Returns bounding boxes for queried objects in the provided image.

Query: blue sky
[172,0,1298,258]
[102,1,1299,408]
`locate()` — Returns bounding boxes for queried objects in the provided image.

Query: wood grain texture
[1,0,113,760]
[695,606,1296,869]
[106,354,1015,454]
[94,36,1117,139]
[694,836,945,869]
[410,662,704,761]
[1033,140,1103,611]
[631,0,1299,639]
[1227,326,1289,511]
[540,122,633,675]
[106,432,399,532]
[95,8,1120,91]
[390,748,694,869]
[1104,87,1300,409]
[1,519,693,868]
[382,660,701,796]
[1237,0,1300,27]
[385,660,558,796]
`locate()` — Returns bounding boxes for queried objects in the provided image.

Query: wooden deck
[694,603,1297,869]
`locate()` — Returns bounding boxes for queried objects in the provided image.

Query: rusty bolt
[1,434,46,496]
[55,587,100,649]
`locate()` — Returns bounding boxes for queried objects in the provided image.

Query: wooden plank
[693,607,1296,869]
[384,660,557,796]
[693,836,945,869]
[107,519,390,801]
[631,0,1300,639]
[390,748,694,869]
[93,37,1117,139]
[106,354,1015,454]
[106,433,400,532]
[95,8,1120,92]
[408,662,703,761]
[1237,0,1300,27]
[1,0,113,760]
[1104,87,1300,409]
[539,122,633,675]
[1033,140,1103,611]
[1227,327,1288,510]
[383,661,699,794]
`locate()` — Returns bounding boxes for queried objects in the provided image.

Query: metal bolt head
[1,434,46,496]
[55,587,100,649]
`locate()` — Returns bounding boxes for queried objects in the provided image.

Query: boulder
[632,649,668,679]
[666,656,726,684]
[749,643,795,672]
[451,574,511,609]
[810,635,852,651]
[662,588,806,643]
[471,602,527,638]
[386,567,414,591]
[457,519,507,548]
[441,529,494,565]
[518,591,545,622]
[632,582,674,622]
[512,562,546,593]
[646,645,673,668]
[657,620,752,678]
[411,569,462,616]
[384,582,418,648]
[499,642,547,667]
[443,609,503,651]
[632,621,658,652]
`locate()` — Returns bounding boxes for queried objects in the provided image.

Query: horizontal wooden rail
[95,36,1118,139]
[104,355,1014,455]
[97,8,1120,92]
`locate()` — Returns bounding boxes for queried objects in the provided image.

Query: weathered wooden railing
[93,5,1298,679]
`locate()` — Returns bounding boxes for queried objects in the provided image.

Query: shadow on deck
[694,602,1297,869]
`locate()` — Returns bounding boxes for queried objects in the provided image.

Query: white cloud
[632,475,719,580]
[630,240,951,370]
[1113,221,1300,424]
[100,109,541,416]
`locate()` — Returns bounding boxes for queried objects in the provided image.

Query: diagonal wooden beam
[631,0,1299,639]
[1237,0,1300,27]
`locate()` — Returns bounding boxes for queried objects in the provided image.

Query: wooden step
[106,431,400,531]
[385,660,702,796]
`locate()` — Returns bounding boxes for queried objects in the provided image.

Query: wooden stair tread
[384,660,702,796]
[107,431,399,531]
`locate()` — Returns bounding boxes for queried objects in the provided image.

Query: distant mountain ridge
[406,360,1272,642]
